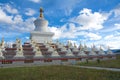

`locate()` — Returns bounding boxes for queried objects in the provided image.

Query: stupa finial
[39,7,44,18]
[1,37,4,42]
[100,45,102,49]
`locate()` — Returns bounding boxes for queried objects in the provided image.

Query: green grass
[0,65,120,80]
[78,55,120,68]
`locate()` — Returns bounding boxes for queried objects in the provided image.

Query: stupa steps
[0,40,116,61]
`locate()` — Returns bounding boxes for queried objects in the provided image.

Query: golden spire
[100,45,103,51]
[74,43,77,48]
[39,7,44,18]
[1,37,4,42]
[1,37,4,47]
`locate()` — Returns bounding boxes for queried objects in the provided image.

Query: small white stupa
[107,46,113,54]
[0,38,5,59]
[30,8,54,43]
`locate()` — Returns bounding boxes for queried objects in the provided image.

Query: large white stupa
[0,8,116,67]
[30,8,54,43]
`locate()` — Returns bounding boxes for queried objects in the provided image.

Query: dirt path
[68,65,120,72]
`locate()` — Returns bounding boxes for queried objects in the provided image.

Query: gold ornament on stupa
[39,7,44,18]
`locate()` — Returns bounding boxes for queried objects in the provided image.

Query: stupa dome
[34,18,48,32]
[34,8,48,32]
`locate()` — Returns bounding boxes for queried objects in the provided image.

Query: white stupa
[30,8,54,43]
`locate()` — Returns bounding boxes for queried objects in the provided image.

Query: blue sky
[0,0,120,49]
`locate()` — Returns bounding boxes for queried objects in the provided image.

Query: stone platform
[30,31,54,43]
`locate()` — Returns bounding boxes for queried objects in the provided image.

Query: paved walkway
[69,65,120,72]
[1,64,120,72]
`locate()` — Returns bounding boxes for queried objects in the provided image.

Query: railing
[40,48,48,51]
[39,46,46,48]
[42,51,52,55]
[58,51,67,56]
[23,51,35,55]
[5,48,17,50]
[56,48,61,52]
[2,60,13,64]
[73,51,79,56]
[84,51,89,54]
[22,45,32,47]
[23,48,33,51]
[2,51,16,55]
[24,59,34,63]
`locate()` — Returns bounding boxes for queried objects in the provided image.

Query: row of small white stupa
[0,38,113,59]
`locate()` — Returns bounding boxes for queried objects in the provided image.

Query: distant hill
[112,49,120,54]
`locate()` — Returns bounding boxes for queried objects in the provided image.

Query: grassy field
[0,65,120,80]
[78,55,120,68]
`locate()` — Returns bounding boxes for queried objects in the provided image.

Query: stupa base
[30,31,54,43]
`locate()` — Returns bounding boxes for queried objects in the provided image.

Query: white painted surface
[30,31,54,43]
[34,18,48,32]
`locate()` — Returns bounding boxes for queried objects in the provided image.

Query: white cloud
[25,8,36,16]
[3,4,18,14]
[100,23,120,33]
[114,23,120,29]
[44,0,81,16]
[29,0,41,3]
[0,4,19,24]
[58,0,80,15]
[49,24,76,40]
[48,8,106,41]
[11,17,36,32]
[49,23,102,41]
[106,41,120,49]
[50,24,76,39]
[85,32,102,40]
[98,40,120,50]
[49,27,62,39]
[104,35,114,40]
[114,8,120,17]
[0,5,36,32]
[49,24,76,39]
[69,8,109,30]
[92,33,120,50]
[25,36,30,40]
[0,7,13,24]
[13,15,23,23]
[104,34,120,41]
[0,32,22,38]
[111,3,120,17]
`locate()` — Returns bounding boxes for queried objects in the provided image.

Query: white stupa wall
[30,8,54,43]
[30,32,54,43]
[34,18,48,32]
